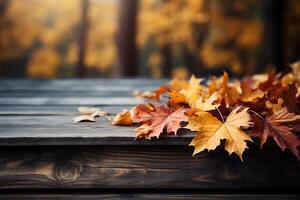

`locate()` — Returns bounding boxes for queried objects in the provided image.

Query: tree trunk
[76,0,89,77]
[116,0,139,77]
[160,44,172,77]
[260,0,285,72]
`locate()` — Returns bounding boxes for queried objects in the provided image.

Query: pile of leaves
[75,62,300,161]
[114,62,300,161]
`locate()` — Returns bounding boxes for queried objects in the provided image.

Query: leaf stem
[249,110,264,120]
[216,107,225,123]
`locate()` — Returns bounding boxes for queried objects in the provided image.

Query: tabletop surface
[0,79,195,146]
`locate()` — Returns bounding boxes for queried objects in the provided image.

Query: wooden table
[0,79,299,199]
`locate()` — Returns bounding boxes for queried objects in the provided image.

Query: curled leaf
[112,109,134,126]
[73,115,95,123]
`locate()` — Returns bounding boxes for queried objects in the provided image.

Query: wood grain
[0,79,299,196]
[0,146,299,189]
[0,79,167,91]
[0,114,194,146]
[0,194,298,200]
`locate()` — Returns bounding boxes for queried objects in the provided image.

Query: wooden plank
[0,91,134,97]
[0,105,128,115]
[0,79,167,91]
[0,115,194,146]
[0,146,299,189]
[0,194,298,200]
[0,97,146,106]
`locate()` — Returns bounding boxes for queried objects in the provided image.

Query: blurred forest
[0,0,299,78]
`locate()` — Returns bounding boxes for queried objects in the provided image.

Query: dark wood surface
[0,79,299,199]
[0,145,299,189]
[0,194,298,200]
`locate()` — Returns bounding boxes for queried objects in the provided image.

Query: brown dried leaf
[251,108,300,160]
[112,109,134,126]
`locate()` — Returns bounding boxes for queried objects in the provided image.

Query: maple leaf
[169,79,189,91]
[132,104,188,139]
[169,90,188,105]
[180,75,203,107]
[153,85,168,100]
[290,60,300,80]
[239,80,264,102]
[259,72,280,92]
[220,72,240,107]
[133,86,168,100]
[282,84,300,113]
[135,124,152,139]
[266,98,284,114]
[187,106,253,160]
[112,109,134,126]
[250,108,300,159]
[195,92,220,111]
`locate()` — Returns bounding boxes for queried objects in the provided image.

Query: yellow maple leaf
[187,106,253,160]
[169,79,189,91]
[195,92,220,111]
[180,75,203,108]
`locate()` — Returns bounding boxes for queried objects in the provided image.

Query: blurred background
[0,0,299,79]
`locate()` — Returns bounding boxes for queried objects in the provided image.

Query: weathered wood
[0,194,298,200]
[0,79,299,195]
[0,96,143,106]
[0,79,167,91]
[0,114,195,146]
[0,105,128,115]
[0,146,299,189]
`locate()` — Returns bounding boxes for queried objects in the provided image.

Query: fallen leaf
[187,106,253,160]
[282,84,300,113]
[220,72,240,107]
[239,80,264,102]
[112,109,134,126]
[169,90,187,105]
[169,79,189,91]
[195,92,220,111]
[78,107,99,115]
[132,90,155,99]
[250,108,300,159]
[73,115,95,123]
[180,75,203,107]
[135,124,152,139]
[132,104,188,139]
[78,107,107,117]
[290,60,300,80]
[266,98,284,114]
[153,85,168,100]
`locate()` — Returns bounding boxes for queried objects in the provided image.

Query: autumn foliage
[113,62,300,161]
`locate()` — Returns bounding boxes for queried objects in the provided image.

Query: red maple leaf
[251,108,300,159]
[132,104,188,139]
